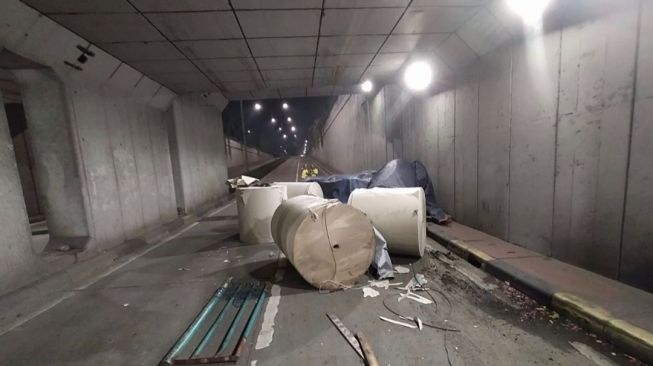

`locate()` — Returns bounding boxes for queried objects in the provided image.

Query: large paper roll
[271,195,374,290]
[272,182,324,198]
[236,185,287,244]
[348,187,426,257]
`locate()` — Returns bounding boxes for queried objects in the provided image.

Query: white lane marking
[295,157,301,182]
[254,255,287,350]
[0,202,233,335]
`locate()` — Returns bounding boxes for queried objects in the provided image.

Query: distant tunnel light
[403,61,433,92]
[361,80,373,93]
[506,0,552,25]
[254,102,262,111]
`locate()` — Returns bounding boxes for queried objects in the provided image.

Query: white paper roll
[348,187,426,257]
[236,185,287,244]
[272,182,324,198]
[271,195,374,289]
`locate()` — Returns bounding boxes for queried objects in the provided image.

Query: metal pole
[239,100,249,173]
[159,278,234,366]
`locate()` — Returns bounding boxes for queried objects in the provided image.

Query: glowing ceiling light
[403,61,433,92]
[282,102,289,110]
[282,134,287,139]
[287,117,292,122]
[293,134,297,138]
[278,127,282,131]
[271,117,276,123]
[254,102,262,111]
[290,126,296,132]
[360,80,373,93]
[506,0,552,26]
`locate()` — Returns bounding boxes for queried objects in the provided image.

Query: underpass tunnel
[0,0,653,365]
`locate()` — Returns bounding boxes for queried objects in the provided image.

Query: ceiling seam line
[125,0,227,94]
[311,0,326,87]
[357,0,415,84]
[227,0,268,91]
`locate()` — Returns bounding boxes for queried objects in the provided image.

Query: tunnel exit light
[506,0,552,26]
[403,61,433,92]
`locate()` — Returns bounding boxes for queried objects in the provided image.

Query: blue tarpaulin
[309,159,449,224]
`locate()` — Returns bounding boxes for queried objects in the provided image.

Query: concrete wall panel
[454,64,479,227]
[508,31,560,255]
[553,4,638,277]
[105,98,145,239]
[477,47,511,238]
[0,92,37,295]
[436,90,456,215]
[621,0,653,290]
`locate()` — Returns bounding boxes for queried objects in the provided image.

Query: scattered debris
[326,313,365,360]
[226,175,260,191]
[401,273,428,291]
[368,280,403,290]
[362,287,380,298]
[569,341,618,366]
[399,316,423,331]
[398,290,433,305]
[379,316,417,329]
[395,265,410,274]
[356,332,381,366]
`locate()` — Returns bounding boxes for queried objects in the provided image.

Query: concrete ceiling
[20,0,515,100]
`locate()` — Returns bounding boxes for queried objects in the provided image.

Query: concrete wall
[0,0,231,296]
[225,138,273,175]
[168,94,229,215]
[315,0,653,291]
[0,91,37,295]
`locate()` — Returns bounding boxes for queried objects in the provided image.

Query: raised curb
[427,226,653,364]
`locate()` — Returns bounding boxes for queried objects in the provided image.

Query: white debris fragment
[379,316,417,329]
[398,290,433,305]
[368,280,403,290]
[399,316,423,330]
[362,287,380,298]
[224,259,230,263]
[401,274,428,291]
[394,266,410,274]
[123,303,129,307]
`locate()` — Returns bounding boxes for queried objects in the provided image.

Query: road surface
[0,156,641,366]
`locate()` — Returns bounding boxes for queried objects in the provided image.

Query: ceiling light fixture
[506,0,552,26]
[282,102,289,110]
[361,80,373,93]
[254,102,262,111]
[403,60,433,92]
